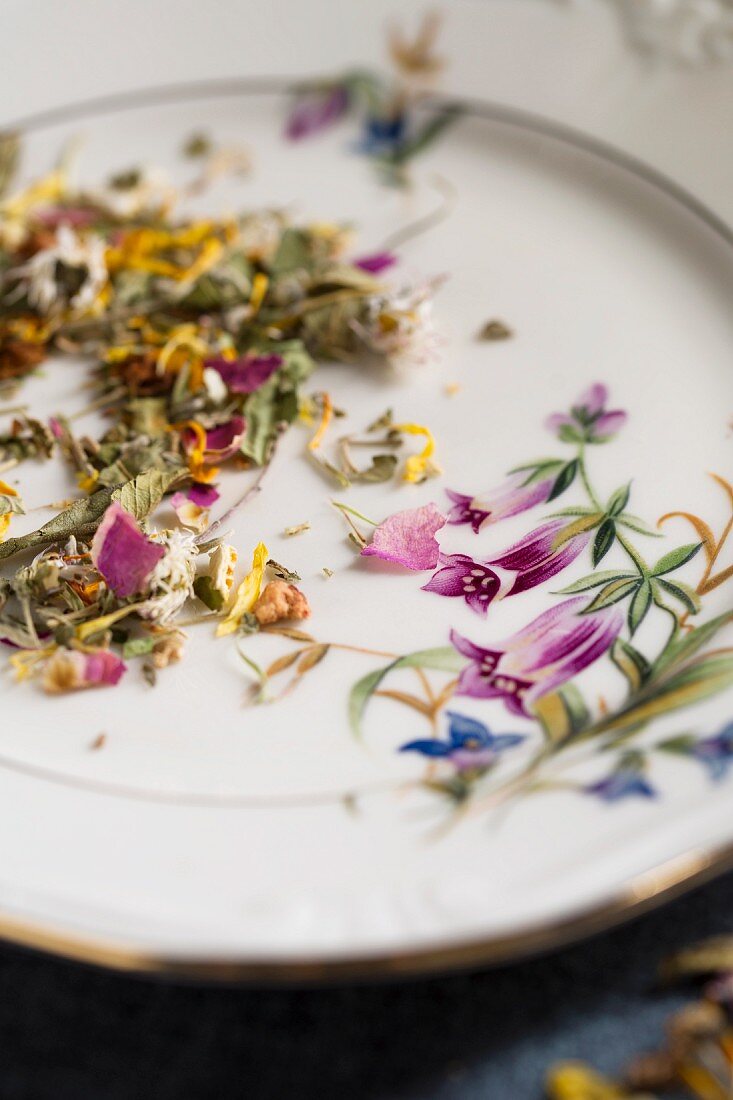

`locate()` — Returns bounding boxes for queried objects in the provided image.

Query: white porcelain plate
[2,86,733,980]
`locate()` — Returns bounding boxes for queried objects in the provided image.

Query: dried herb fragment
[478,319,513,342]
[284,522,311,537]
[266,559,301,583]
[0,126,440,693]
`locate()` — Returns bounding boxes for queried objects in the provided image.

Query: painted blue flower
[399,711,524,772]
[584,767,656,803]
[688,722,733,781]
[360,112,407,156]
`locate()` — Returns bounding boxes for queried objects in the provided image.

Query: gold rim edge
[1,841,732,984]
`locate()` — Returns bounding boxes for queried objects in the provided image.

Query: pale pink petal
[361,503,446,570]
[83,650,127,686]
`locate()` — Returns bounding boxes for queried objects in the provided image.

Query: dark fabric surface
[0,872,731,1099]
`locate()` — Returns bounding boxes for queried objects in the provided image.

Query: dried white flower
[354,279,442,366]
[13,226,107,314]
[139,529,198,623]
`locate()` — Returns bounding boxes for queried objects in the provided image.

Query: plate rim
[2,77,733,983]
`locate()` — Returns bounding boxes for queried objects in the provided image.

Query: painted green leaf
[599,653,733,736]
[654,611,733,677]
[583,577,638,613]
[384,105,465,168]
[628,579,652,635]
[547,506,598,518]
[610,638,651,693]
[606,483,631,517]
[547,459,578,502]
[510,458,565,487]
[655,734,696,755]
[348,646,464,738]
[557,570,635,595]
[552,514,603,549]
[533,684,590,744]
[651,543,701,576]
[592,519,616,566]
[654,577,701,615]
[616,514,662,538]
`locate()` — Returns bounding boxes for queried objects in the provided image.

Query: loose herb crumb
[478,319,513,341]
[284,522,311,537]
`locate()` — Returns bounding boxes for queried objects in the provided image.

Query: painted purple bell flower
[422,553,501,617]
[400,711,525,772]
[446,471,555,535]
[450,596,623,717]
[584,767,656,802]
[546,383,627,444]
[205,354,282,395]
[285,84,350,141]
[444,490,491,534]
[352,251,397,275]
[489,519,591,597]
[690,722,733,781]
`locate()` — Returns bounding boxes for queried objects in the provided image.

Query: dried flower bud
[253,580,311,625]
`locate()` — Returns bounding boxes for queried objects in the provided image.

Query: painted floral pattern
[342,384,733,813]
[237,383,733,820]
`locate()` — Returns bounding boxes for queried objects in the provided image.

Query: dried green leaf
[0,131,20,199]
[0,487,115,560]
[477,319,512,341]
[112,467,183,521]
[193,575,224,611]
[0,490,24,517]
[240,341,315,466]
[350,453,398,484]
[122,636,156,659]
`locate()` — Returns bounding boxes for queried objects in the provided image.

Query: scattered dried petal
[90,501,165,598]
[253,580,311,625]
[361,502,446,570]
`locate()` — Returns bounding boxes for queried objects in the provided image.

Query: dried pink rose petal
[353,252,397,274]
[205,354,282,395]
[183,416,246,465]
[361,503,447,570]
[43,648,126,693]
[91,501,165,598]
[186,483,220,508]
